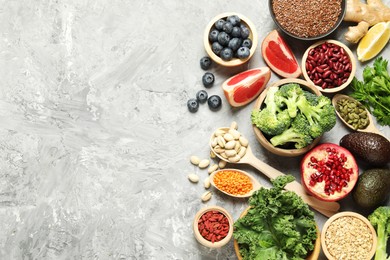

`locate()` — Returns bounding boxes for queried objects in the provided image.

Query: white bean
[198,159,210,169]
[201,191,212,202]
[190,156,200,165]
[188,173,199,183]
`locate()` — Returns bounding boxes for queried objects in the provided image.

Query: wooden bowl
[302,40,356,93]
[252,78,322,157]
[204,12,258,67]
[234,207,321,260]
[321,212,377,260]
[193,205,234,248]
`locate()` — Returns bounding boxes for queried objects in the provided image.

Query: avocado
[353,168,390,208]
[339,132,390,166]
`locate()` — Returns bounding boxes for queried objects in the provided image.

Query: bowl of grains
[302,40,356,93]
[321,212,377,260]
[269,0,346,40]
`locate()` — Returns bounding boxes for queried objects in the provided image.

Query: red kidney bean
[306,42,352,89]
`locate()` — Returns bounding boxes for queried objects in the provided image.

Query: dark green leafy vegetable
[233,175,317,260]
[350,56,390,126]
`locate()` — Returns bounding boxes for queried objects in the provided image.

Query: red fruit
[301,143,359,202]
[222,67,271,107]
[261,30,301,78]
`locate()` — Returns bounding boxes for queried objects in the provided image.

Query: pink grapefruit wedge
[222,67,271,107]
[262,30,301,78]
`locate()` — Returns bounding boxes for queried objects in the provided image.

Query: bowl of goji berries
[193,205,234,248]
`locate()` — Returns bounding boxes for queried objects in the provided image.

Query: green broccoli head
[296,95,336,138]
[270,115,313,149]
[274,83,303,118]
[251,86,292,136]
[368,206,390,260]
[251,108,291,136]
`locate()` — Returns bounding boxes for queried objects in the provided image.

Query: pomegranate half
[261,30,301,78]
[222,67,271,107]
[301,143,359,202]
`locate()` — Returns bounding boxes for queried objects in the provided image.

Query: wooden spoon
[210,127,340,218]
[209,169,262,198]
[332,94,383,136]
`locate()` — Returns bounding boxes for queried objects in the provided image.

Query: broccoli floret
[251,86,291,136]
[368,206,390,260]
[296,95,336,138]
[269,114,313,149]
[274,83,303,118]
[303,91,318,106]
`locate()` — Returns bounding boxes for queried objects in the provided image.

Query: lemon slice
[357,21,390,62]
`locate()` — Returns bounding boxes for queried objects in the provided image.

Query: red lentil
[213,170,253,195]
[272,0,342,38]
[198,210,230,243]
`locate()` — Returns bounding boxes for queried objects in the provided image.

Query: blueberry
[202,72,215,88]
[217,31,230,46]
[214,19,225,30]
[231,26,241,38]
[220,48,233,61]
[209,29,219,42]
[187,98,199,113]
[242,38,252,49]
[207,95,222,111]
[211,42,223,55]
[236,46,250,59]
[222,21,233,34]
[200,56,212,70]
[240,24,250,39]
[227,15,241,26]
[228,38,242,51]
[196,90,208,103]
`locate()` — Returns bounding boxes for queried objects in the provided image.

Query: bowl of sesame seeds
[269,0,346,40]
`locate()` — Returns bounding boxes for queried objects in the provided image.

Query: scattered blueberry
[220,48,233,61]
[209,29,219,42]
[228,38,242,51]
[236,46,250,59]
[240,24,250,39]
[231,26,241,38]
[242,38,252,49]
[217,31,230,46]
[187,98,199,113]
[227,15,241,26]
[200,56,212,70]
[196,90,208,103]
[211,42,223,55]
[214,19,225,30]
[222,21,233,34]
[202,72,215,88]
[207,95,222,111]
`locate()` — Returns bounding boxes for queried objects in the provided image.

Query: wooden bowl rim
[203,12,258,67]
[234,206,321,260]
[301,39,357,93]
[252,78,322,157]
[193,205,234,248]
[321,211,377,260]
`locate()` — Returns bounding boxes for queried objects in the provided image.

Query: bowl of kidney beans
[193,205,233,248]
[301,40,356,93]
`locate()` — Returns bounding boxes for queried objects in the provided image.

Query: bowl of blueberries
[204,12,258,67]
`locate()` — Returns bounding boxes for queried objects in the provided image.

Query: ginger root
[344,0,390,43]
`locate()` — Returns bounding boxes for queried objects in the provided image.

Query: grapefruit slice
[262,30,301,78]
[222,67,271,107]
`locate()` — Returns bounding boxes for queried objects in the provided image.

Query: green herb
[350,56,390,126]
[233,175,317,260]
[368,206,390,260]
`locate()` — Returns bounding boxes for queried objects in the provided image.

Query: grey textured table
[0,1,389,259]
